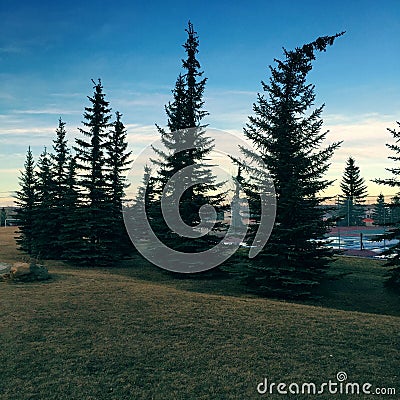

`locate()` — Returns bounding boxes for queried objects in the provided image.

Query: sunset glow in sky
[1,0,400,206]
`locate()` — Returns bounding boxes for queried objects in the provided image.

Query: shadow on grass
[2,227,399,317]
[100,254,400,317]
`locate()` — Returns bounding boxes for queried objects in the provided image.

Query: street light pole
[347,196,350,227]
[383,203,386,251]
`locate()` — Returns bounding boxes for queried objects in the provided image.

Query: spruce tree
[130,165,159,243]
[105,111,132,257]
[149,22,226,260]
[72,79,114,266]
[15,147,37,254]
[136,165,155,214]
[107,112,131,210]
[32,147,55,258]
[59,156,80,259]
[241,33,344,298]
[339,156,367,226]
[373,121,400,288]
[50,118,72,257]
[52,118,70,190]
[389,195,400,225]
[372,194,388,226]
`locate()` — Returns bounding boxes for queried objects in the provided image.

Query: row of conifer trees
[16,82,132,266]
[15,22,400,295]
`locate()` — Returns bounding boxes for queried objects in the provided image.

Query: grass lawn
[0,227,399,399]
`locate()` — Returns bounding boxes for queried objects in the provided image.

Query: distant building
[362,218,374,227]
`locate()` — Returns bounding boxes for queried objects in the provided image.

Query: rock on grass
[0,262,50,282]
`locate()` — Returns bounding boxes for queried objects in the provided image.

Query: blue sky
[1,0,400,205]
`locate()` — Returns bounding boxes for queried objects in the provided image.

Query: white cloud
[323,116,399,196]
[126,124,159,147]
[49,92,84,98]
[116,94,170,108]
[1,106,399,201]
[0,45,23,54]
[12,108,79,115]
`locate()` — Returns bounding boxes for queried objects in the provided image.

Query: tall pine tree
[105,111,132,257]
[372,193,388,226]
[72,79,114,266]
[339,156,367,226]
[39,118,74,258]
[241,33,344,298]
[15,147,37,254]
[148,22,226,261]
[32,147,54,258]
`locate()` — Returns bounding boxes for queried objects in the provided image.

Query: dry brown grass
[0,227,21,263]
[0,227,399,399]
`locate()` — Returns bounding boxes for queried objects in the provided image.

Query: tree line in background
[335,156,400,227]
[15,22,400,296]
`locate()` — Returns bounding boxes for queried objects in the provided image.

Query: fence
[321,195,399,255]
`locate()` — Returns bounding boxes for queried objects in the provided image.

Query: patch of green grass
[111,254,400,317]
[310,256,400,316]
[1,228,399,399]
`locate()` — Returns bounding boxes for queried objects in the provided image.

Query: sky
[1,0,400,206]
